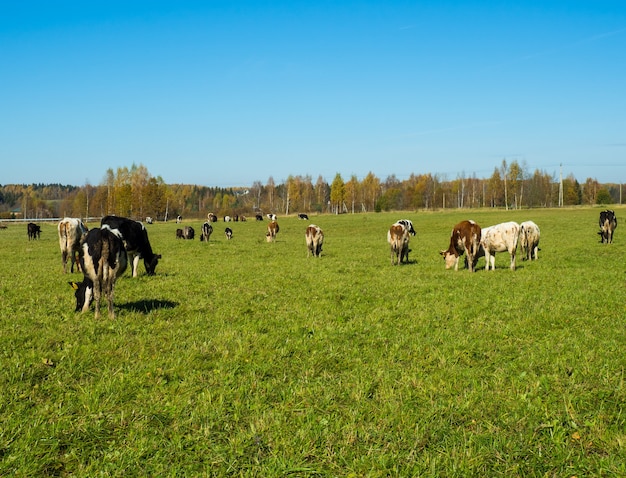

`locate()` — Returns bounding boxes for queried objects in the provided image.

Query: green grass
[1,208,625,476]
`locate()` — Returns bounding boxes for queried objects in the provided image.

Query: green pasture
[1,207,625,476]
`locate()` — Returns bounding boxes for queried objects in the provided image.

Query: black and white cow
[396,219,416,236]
[267,213,277,221]
[69,227,128,319]
[200,222,213,242]
[100,215,161,277]
[598,209,617,244]
[27,222,41,240]
[58,217,89,273]
[145,216,153,224]
[176,215,182,223]
[225,227,233,240]
[298,213,309,220]
[207,212,218,222]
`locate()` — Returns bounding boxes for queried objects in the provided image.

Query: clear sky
[2,1,625,187]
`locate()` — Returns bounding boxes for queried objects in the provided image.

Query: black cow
[298,213,309,220]
[200,222,213,242]
[69,227,127,319]
[176,228,184,239]
[27,222,41,240]
[599,210,617,243]
[101,215,161,277]
[183,226,195,240]
[255,214,264,221]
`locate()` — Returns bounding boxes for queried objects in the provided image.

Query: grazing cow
[266,220,279,242]
[298,213,309,220]
[100,215,161,277]
[225,227,233,240]
[182,226,194,240]
[176,228,184,239]
[267,213,277,221]
[519,221,541,261]
[200,222,213,242]
[224,215,231,222]
[176,215,182,223]
[240,215,247,222]
[396,219,416,236]
[255,214,264,221]
[476,221,520,271]
[207,212,218,222]
[598,210,617,244]
[388,222,411,265]
[440,220,481,272]
[58,217,88,273]
[27,222,41,240]
[305,224,324,257]
[69,227,127,319]
[145,217,153,224]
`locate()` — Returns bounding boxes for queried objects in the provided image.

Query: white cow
[519,221,540,261]
[478,221,520,271]
[58,217,88,273]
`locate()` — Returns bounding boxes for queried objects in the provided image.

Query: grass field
[1,207,625,476]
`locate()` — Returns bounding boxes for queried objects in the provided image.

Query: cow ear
[69,281,79,290]
[439,250,445,256]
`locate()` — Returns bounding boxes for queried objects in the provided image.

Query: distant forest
[1,161,623,221]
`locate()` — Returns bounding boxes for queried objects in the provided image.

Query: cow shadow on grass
[119,299,178,314]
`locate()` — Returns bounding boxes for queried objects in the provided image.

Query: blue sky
[2,1,625,187]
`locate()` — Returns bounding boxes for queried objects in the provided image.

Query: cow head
[440,250,459,270]
[69,280,93,313]
[144,254,161,275]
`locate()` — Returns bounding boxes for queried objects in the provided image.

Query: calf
[305,224,324,257]
[69,227,127,319]
[101,215,161,277]
[298,213,309,220]
[225,227,233,240]
[440,220,481,272]
[519,221,540,261]
[476,221,520,271]
[388,222,410,265]
[266,220,279,242]
[27,222,41,240]
[598,209,617,244]
[58,217,88,273]
[200,222,213,242]
[183,226,195,240]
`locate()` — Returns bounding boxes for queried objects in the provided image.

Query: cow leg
[510,251,516,271]
[92,279,102,319]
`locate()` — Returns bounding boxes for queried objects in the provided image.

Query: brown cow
[305,224,324,257]
[266,220,279,242]
[440,220,481,272]
[387,222,410,265]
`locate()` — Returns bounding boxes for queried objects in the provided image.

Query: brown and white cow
[598,209,617,244]
[476,221,520,271]
[519,221,540,260]
[69,227,128,319]
[440,220,481,272]
[305,224,324,257]
[266,220,279,242]
[58,217,88,273]
[388,222,411,265]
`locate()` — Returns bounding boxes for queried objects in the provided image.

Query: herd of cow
[23,209,616,318]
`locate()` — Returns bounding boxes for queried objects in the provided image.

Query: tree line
[1,161,622,221]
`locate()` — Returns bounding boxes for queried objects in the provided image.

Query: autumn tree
[330,173,345,214]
